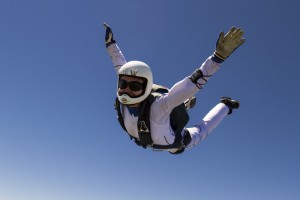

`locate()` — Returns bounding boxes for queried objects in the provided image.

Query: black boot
[221,97,240,115]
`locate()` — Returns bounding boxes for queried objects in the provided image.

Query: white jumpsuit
[107,43,230,152]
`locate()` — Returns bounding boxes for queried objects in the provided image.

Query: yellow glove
[214,27,245,61]
[103,23,116,47]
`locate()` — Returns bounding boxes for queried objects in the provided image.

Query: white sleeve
[158,56,221,112]
[107,43,127,73]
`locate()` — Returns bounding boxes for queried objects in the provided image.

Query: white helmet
[117,61,153,105]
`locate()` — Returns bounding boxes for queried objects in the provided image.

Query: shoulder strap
[115,98,127,132]
[137,94,156,147]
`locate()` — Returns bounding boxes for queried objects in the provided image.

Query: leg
[185,103,229,148]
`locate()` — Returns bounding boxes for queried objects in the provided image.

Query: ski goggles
[118,79,145,91]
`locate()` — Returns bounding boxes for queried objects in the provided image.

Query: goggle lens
[118,79,144,91]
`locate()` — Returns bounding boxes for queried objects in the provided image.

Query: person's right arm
[103,23,127,73]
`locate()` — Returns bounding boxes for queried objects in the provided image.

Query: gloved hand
[103,23,116,48]
[214,27,245,61]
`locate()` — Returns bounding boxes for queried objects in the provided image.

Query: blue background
[1,0,299,199]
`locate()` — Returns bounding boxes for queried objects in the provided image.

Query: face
[118,75,145,98]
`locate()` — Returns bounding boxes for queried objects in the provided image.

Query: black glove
[103,23,116,48]
[214,27,245,61]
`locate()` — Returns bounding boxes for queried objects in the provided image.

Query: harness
[115,84,191,154]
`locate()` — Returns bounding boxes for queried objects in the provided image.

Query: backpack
[115,84,192,153]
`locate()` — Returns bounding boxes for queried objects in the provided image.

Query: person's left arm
[158,26,245,113]
[159,56,220,113]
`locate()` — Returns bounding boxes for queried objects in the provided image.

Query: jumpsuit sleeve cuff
[211,53,225,63]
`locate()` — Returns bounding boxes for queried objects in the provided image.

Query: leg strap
[169,129,192,155]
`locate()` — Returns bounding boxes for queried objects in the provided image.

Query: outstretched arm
[159,27,246,112]
[189,26,245,88]
[103,23,127,73]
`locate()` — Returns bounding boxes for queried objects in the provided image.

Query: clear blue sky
[1,0,299,199]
